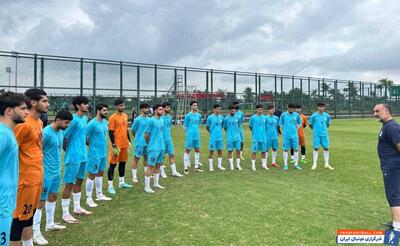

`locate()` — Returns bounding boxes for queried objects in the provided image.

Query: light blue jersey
[249,114,267,142]
[279,112,301,139]
[0,123,19,218]
[206,114,224,142]
[161,114,173,142]
[224,114,241,142]
[132,115,150,147]
[86,118,108,158]
[64,114,88,164]
[265,115,279,140]
[309,112,331,137]
[42,125,63,178]
[146,117,165,151]
[184,112,202,141]
[235,110,245,141]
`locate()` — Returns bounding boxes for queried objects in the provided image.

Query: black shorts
[383,169,400,207]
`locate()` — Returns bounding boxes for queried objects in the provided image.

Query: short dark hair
[229,105,237,110]
[55,109,73,121]
[140,102,149,109]
[213,104,221,109]
[288,103,295,109]
[96,103,108,112]
[382,103,392,114]
[114,98,124,106]
[233,101,240,106]
[153,104,162,111]
[267,105,274,110]
[295,104,302,109]
[25,88,47,109]
[190,101,197,106]
[317,102,326,107]
[0,91,27,116]
[256,104,263,109]
[72,96,89,110]
[162,102,171,108]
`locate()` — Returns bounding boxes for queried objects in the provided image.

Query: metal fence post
[308,77,311,113]
[334,80,338,118]
[300,78,303,108]
[119,61,123,98]
[92,62,96,116]
[173,69,177,123]
[361,82,364,118]
[234,71,237,101]
[210,69,214,109]
[280,76,283,109]
[154,64,157,103]
[34,54,37,88]
[348,80,351,118]
[206,71,209,112]
[258,74,261,104]
[40,57,44,89]
[136,66,140,113]
[80,58,83,96]
[291,75,294,102]
[274,74,277,107]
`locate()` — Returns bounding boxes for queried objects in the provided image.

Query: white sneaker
[62,214,79,224]
[86,199,98,208]
[46,223,66,231]
[172,172,183,177]
[132,177,139,183]
[198,162,203,167]
[262,165,270,170]
[161,171,168,178]
[252,164,256,171]
[311,164,317,170]
[218,166,226,171]
[73,207,92,216]
[236,165,242,171]
[154,184,165,189]
[144,187,155,193]
[230,164,234,171]
[325,164,334,170]
[96,193,112,201]
[209,165,214,172]
[33,234,48,245]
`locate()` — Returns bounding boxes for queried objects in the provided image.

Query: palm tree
[378,78,394,98]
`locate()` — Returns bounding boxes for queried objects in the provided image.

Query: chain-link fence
[0,51,397,121]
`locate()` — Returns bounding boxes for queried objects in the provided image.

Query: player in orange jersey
[107,99,132,194]
[10,89,49,246]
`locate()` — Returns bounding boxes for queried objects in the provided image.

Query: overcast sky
[1,0,399,86]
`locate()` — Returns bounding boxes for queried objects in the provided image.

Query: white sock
[313,150,319,166]
[229,158,233,167]
[144,175,151,189]
[240,151,243,157]
[95,176,103,196]
[265,152,269,165]
[108,180,113,189]
[33,208,42,235]
[72,192,81,210]
[283,152,288,165]
[393,221,400,231]
[293,151,299,165]
[22,239,33,246]
[272,151,277,163]
[302,155,306,160]
[45,201,56,227]
[184,153,190,169]
[262,158,267,167]
[160,166,166,175]
[251,159,256,166]
[236,158,241,166]
[195,152,200,167]
[61,198,70,217]
[217,157,222,167]
[86,178,94,200]
[154,173,160,186]
[131,168,138,179]
[170,163,177,174]
[323,151,329,165]
[209,158,213,167]
[119,176,125,184]
[144,166,148,172]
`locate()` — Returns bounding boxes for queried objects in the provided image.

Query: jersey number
[0,232,6,245]
[23,204,33,215]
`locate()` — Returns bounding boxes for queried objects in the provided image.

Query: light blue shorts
[134,146,148,158]
[185,138,200,149]
[63,162,86,184]
[209,140,223,151]
[266,139,278,151]
[41,175,60,200]
[313,135,330,149]
[147,150,165,166]
[251,141,267,153]
[227,141,241,151]
[86,156,107,175]
[0,215,12,246]
[283,138,299,151]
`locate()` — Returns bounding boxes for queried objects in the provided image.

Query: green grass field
[43,118,389,246]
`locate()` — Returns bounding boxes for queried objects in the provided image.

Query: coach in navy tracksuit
[375,103,400,231]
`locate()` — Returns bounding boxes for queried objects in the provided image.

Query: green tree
[243,87,254,103]
[378,78,394,98]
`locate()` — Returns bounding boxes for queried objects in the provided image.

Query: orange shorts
[299,136,306,147]
[13,184,42,220]
[109,147,128,164]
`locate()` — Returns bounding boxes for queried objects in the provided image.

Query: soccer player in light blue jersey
[131,103,150,183]
[183,101,203,174]
[309,102,334,170]
[85,104,112,209]
[61,96,91,224]
[0,92,28,246]
[206,104,225,171]
[224,105,242,171]
[279,103,302,171]
[144,104,166,193]
[249,104,268,171]
[160,102,183,178]
[32,110,72,244]
[265,105,280,168]
[233,101,245,160]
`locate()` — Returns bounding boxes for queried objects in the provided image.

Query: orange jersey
[297,114,308,138]
[13,114,43,186]
[108,112,129,148]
